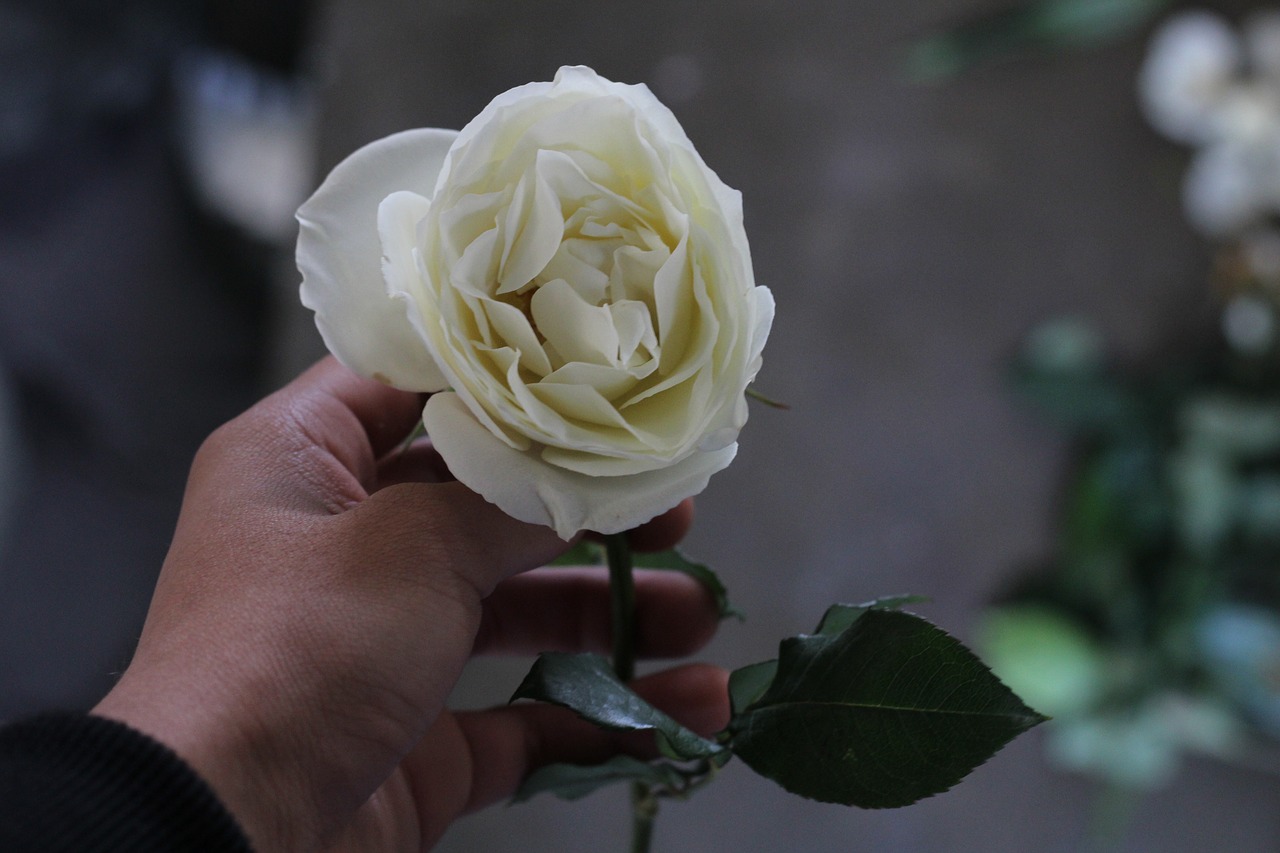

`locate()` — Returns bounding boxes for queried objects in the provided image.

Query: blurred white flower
[1139,10,1238,144]
[1222,293,1276,353]
[1182,135,1280,235]
[1140,9,1280,237]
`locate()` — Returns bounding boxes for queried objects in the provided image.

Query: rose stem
[604,532,655,853]
[605,532,636,681]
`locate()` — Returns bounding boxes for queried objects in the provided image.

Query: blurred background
[3,0,1280,850]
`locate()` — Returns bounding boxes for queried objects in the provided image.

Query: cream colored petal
[531,278,620,366]
[298,127,457,391]
[531,382,628,428]
[543,361,641,398]
[497,159,564,294]
[424,392,735,537]
[377,190,450,392]
[653,230,694,373]
[611,300,656,366]
[747,286,776,369]
[484,299,553,376]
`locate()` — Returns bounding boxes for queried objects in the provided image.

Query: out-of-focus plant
[1139,9,1280,239]
[910,7,1280,844]
[907,0,1170,80]
[976,9,1280,805]
[980,315,1280,793]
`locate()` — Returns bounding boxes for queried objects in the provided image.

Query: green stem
[605,533,636,682]
[630,781,657,853]
[605,533,653,852]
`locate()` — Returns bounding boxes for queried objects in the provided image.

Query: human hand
[93,358,728,851]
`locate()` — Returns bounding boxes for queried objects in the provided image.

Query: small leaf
[746,386,791,410]
[728,660,779,717]
[728,609,1047,808]
[512,653,724,760]
[513,756,686,802]
[813,595,929,636]
[631,548,741,620]
[549,539,606,567]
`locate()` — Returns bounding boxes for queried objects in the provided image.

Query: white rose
[298,66,774,538]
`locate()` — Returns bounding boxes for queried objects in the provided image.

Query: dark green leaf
[548,539,606,567]
[813,596,929,636]
[728,609,1047,808]
[631,548,741,620]
[513,756,686,802]
[512,652,724,760]
[728,659,778,717]
[730,599,928,718]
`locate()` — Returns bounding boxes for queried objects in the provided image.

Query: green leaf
[727,609,1047,808]
[975,605,1105,718]
[728,660,778,717]
[813,595,928,636]
[512,652,724,760]
[513,755,686,803]
[631,548,741,620]
[730,598,926,717]
[548,539,606,567]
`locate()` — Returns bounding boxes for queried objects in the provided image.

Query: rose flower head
[298,66,773,538]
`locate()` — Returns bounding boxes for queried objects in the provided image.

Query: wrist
[94,667,318,851]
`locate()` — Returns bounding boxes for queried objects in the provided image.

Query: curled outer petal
[298,128,457,391]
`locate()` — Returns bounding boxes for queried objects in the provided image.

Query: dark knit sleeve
[0,712,253,852]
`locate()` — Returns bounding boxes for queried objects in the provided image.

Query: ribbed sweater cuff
[0,712,253,852]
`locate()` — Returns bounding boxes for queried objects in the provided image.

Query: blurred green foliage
[980,316,1280,788]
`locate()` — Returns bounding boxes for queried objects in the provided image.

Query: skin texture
[92,357,728,851]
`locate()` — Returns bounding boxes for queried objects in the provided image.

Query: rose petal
[497,157,564,294]
[747,286,776,368]
[424,392,736,538]
[484,299,553,376]
[531,278,620,367]
[298,128,457,391]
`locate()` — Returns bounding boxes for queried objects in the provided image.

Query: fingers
[473,566,720,657]
[351,472,696,598]
[345,481,573,596]
[406,664,730,847]
[375,438,455,487]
